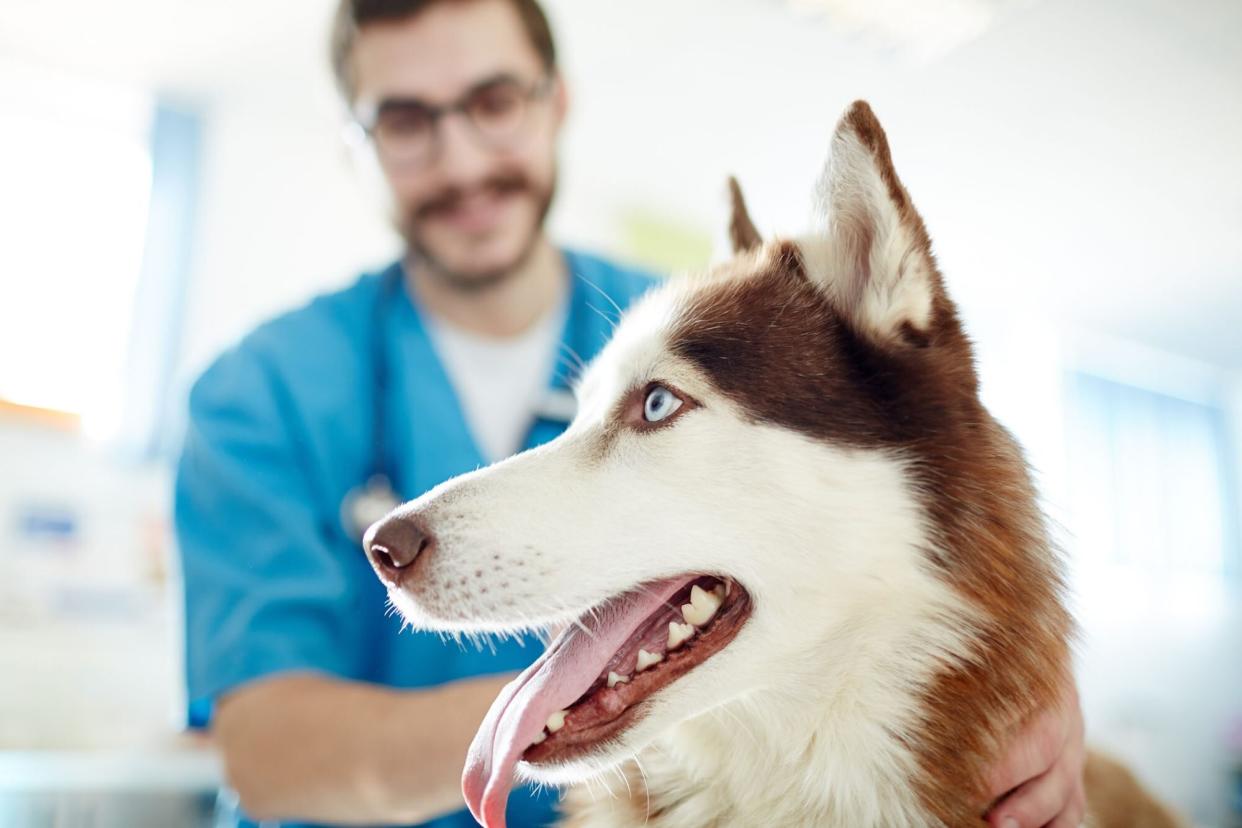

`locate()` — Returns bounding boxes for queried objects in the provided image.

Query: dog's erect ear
[727,176,762,254]
[802,101,941,344]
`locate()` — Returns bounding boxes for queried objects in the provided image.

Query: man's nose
[363,514,434,586]
[431,113,495,180]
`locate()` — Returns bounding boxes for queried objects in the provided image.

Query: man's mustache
[414,173,532,221]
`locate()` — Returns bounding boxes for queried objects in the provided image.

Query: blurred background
[0,0,1239,825]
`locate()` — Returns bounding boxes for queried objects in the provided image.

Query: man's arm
[215,671,512,825]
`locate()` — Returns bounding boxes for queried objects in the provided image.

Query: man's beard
[397,168,556,294]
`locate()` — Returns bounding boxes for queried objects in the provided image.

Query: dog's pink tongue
[462,577,693,828]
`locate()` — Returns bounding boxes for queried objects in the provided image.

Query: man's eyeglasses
[355,74,554,169]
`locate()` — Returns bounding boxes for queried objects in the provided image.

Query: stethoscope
[340,265,580,541]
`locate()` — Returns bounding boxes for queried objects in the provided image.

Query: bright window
[1064,371,1237,576]
[0,62,153,434]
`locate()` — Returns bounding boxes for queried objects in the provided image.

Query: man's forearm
[214,671,512,825]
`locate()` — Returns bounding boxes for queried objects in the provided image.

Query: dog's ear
[727,176,762,254]
[801,101,942,345]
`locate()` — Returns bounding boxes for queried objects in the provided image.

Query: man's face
[351,0,565,289]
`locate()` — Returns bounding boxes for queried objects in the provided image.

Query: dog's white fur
[803,124,936,342]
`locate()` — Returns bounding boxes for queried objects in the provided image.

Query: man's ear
[800,100,942,345]
[727,176,762,254]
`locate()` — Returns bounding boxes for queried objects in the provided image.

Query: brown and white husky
[365,101,1182,828]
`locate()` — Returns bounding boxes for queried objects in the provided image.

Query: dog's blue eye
[643,386,682,423]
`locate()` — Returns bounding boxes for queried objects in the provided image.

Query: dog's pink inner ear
[805,100,941,344]
[727,176,762,255]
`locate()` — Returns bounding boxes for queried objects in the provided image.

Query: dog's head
[366,101,1062,827]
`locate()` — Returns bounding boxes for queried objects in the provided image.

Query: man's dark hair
[331,0,558,102]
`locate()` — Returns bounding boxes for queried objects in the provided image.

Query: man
[175,1,1087,826]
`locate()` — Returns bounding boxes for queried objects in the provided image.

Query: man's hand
[984,678,1087,828]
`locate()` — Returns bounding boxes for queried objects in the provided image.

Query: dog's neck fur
[565,665,943,827]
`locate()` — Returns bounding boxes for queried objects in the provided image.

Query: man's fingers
[987,752,1083,828]
[986,678,1084,801]
[985,705,1068,799]
[1046,787,1088,828]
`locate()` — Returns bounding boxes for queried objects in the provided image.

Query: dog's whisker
[556,341,587,372]
[573,269,625,323]
[552,347,586,385]
[580,773,604,804]
[630,756,653,826]
[584,300,620,335]
[571,616,595,640]
[611,764,632,803]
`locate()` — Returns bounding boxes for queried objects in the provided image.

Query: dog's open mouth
[525,574,750,761]
[462,574,752,827]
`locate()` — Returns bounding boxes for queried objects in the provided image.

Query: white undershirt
[423,297,568,464]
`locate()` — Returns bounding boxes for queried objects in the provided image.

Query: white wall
[175,100,399,382]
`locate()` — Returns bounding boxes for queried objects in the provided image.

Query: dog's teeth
[607,671,630,688]
[682,584,722,626]
[545,711,567,733]
[693,583,722,612]
[532,729,547,745]
[636,648,664,672]
[713,583,727,602]
[667,621,695,650]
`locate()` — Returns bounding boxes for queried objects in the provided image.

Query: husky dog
[366,102,1181,827]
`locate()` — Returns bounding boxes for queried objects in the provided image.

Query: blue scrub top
[175,249,658,828]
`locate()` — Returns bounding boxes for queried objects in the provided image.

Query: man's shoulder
[563,248,662,311]
[248,265,392,358]
[191,264,395,406]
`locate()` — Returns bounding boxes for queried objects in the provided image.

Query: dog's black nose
[364,514,433,586]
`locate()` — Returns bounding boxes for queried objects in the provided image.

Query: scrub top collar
[382,249,607,501]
